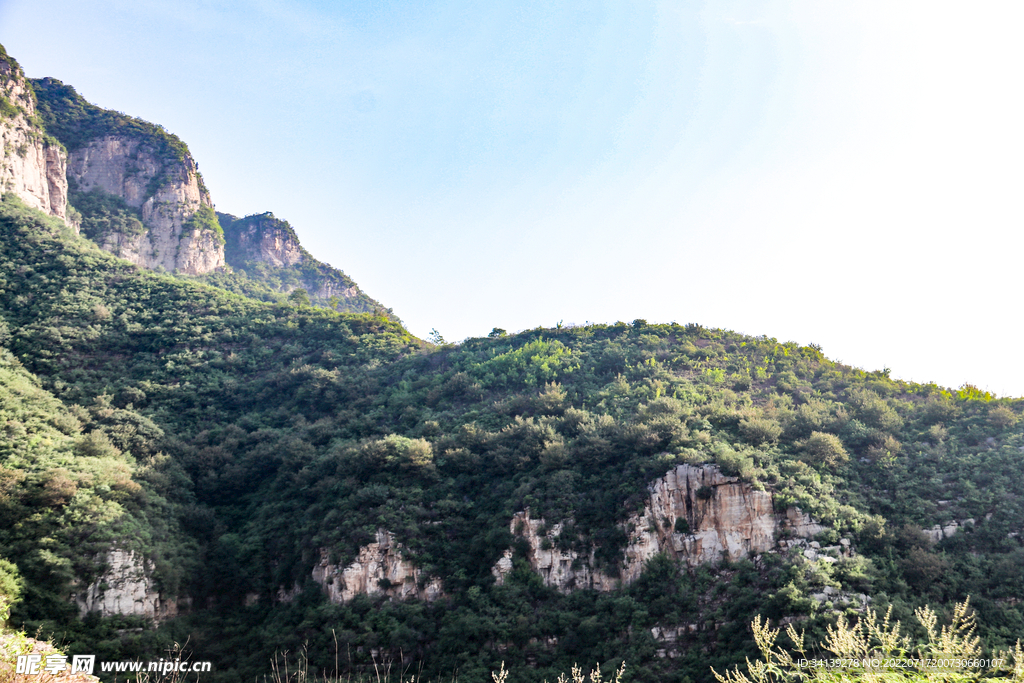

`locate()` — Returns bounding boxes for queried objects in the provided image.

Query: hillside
[2,42,1024,683]
[205,210,394,317]
[2,190,1024,681]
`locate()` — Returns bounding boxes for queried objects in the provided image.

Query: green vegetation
[1,45,26,121]
[69,185,146,243]
[715,599,1023,682]
[0,43,23,81]
[0,95,18,121]
[213,211,394,317]
[0,559,21,626]
[2,187,1024,683]
[30,77,191,159]
[30,77,198,204]
[182,204,224,245]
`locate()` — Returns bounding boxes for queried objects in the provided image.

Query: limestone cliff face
[311,280,360,301]
[74,549,180,621]
[218,211,381,313]
[28,76,224,274]
[922,518,974,543]
[492,512,618,591]
[313,529,443,603]
[222,212,304,268]
[0,51,68,224]
[67,136,223,274]
[494,464,827,593]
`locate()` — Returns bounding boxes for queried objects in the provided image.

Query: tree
[288,288,311,306]
[0,558,23,625]
[801,431,848,466]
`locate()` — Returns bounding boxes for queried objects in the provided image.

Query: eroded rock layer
[494,464,827,592]
[31,76,225,274]
[74,549,180,621]
[67,136,223,274]
[0,50,68,224]
[313,529,443,603]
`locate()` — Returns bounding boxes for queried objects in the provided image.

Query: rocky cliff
[493,464,827,592]
[5,41,390,304]
[313,529,443,603]
[0,46,68,225]
[216,211,387,314]
[74,549,181,621]
[222,212,304,268]
[66,137,222,274]
[31,77,224,274]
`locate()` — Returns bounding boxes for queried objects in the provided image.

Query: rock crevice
[0,56,68,224]
[495,464,827,592]
[74,549,181,621]
[313,529,443,603]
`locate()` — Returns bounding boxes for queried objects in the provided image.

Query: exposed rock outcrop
[217,211,386,315]
[66,136,223,274]
[496,464,828,593]
[0,48,68,224]
[495,511,618,591]
[31,77,224,274]
[313,529,443,603]
[222,212,303,268]
[922,518,974,543]
[74,549,180,621]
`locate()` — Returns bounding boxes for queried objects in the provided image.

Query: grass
[712,599,1024,683]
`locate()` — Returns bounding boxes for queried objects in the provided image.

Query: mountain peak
[216,210,393,316]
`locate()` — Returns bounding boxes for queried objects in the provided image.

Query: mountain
[30,76,225,275]
[0,45,68,224]
[20,69,392,316]
[212,210,393,316]
[2,43,1023,683]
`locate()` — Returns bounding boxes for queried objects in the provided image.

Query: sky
[2,1,1022,396]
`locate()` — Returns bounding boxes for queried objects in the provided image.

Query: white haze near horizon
[2,1,1022,396]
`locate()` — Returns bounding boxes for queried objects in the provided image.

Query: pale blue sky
[2,1,1022,396]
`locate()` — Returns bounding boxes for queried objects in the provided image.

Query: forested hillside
[2,189,1024,682]
[205,210,394,317]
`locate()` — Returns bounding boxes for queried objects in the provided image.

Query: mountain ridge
[0,46,391,315]
[213,210,394,317]
[1,41,1023,683]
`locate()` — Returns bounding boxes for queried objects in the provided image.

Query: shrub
[801,431,849,466]
[0,558,22,624]
[989,404,1018,428]
[696,485,716,500]
[288,288,311,306]
[866,434,902,464]
[711,598,1011,683]
[0,95,20,120]
[182,204,224,245]
[739,417,783,445]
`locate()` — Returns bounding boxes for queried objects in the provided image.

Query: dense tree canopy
[1,193,1023,682]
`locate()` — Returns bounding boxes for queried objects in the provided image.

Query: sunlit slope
[2,193,1024,682]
